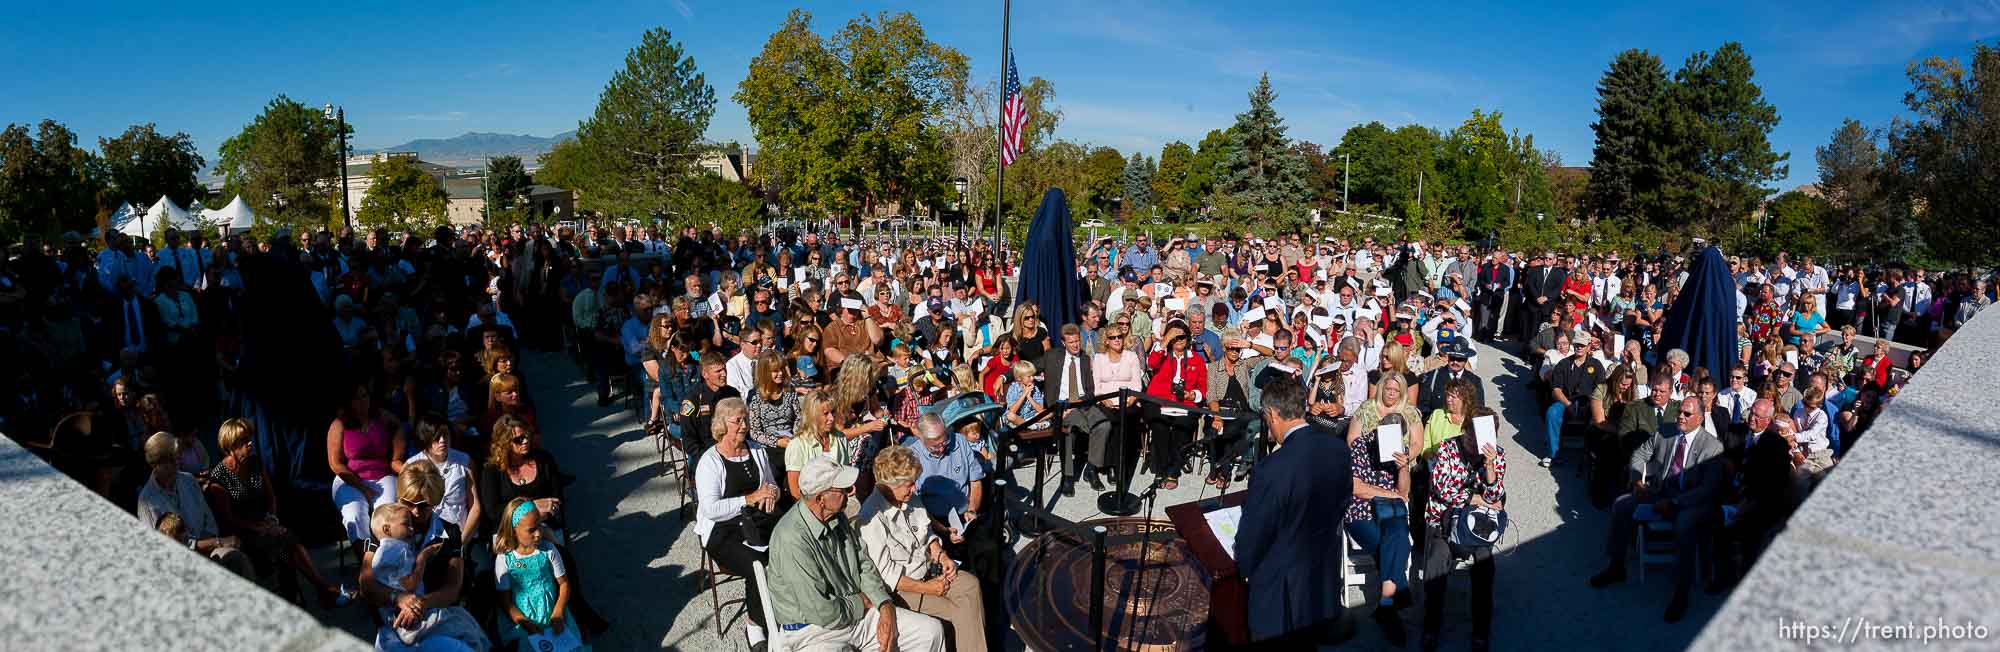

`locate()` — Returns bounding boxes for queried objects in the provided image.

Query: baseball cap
[797,456,859,496]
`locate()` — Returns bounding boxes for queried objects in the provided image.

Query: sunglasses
[400,498,431,510]
[805,336,820,343]
[1679,411,1699,417]
[511,435,531,445]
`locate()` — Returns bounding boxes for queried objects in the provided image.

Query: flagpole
[990,0,1011,261]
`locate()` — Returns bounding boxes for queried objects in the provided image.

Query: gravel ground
[303,343,1728,651]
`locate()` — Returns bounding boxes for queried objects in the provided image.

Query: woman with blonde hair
[484,372,536,435]
[833,354,893,487]
[784,391,851,499]
[1369,341,1419,402]
[1349,373,1424,456]
[208,419,349,604]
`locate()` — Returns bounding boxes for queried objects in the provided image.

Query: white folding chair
[1636,518,1678,584]
[751,560,788,652]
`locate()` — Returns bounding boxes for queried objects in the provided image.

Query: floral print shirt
[1424,438,1507,530]
[1345,430,1400,524]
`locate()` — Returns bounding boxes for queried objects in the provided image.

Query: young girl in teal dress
[495,498,587,651]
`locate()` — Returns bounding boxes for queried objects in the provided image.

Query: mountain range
[360,131,575,167]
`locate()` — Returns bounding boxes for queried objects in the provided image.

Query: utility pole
[1416,169,1424,214]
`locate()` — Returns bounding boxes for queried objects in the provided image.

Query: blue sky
[7,1,1999,190]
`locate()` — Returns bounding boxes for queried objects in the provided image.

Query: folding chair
[752,561,789,651]
[699,548,749,636]
[1636,518,1679,584]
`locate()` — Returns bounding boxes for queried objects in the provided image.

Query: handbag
[1448,503,1508,557]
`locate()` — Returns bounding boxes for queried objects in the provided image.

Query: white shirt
[1057,350,1086,402]
[408,450,475,528]
[692,445,778,545]
[1722,386,1757,424]
[855,492,939,589]
[726,353,757,397]
[1834,280,1859,310]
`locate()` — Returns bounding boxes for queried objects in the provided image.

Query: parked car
[1080,219,1107,228]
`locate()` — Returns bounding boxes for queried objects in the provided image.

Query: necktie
[1067,354,1083,400]
[125,298,145,351]
[1731,394,1743,423]
[1668,435,1688,484]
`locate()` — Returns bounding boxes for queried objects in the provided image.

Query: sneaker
[1538,457,1553,468]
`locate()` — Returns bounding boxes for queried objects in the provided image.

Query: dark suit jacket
[1236,423,1351,641]
[1040,347,1096,408]
[1629,426,1727,510]
[1616,397,1670,441]
[1415,367,1483,417]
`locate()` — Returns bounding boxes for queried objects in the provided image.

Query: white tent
[120,196,193,237]
[207,195,260,233]
[107,202,139,234]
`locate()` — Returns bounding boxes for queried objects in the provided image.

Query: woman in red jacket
[1144,324,1208,490]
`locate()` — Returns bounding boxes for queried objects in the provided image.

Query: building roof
[444,178,484,200]
[347,158,459,180]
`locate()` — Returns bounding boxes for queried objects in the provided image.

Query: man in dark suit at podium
[1234,377,1352,650]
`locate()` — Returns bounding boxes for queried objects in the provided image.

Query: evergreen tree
[484,155,533,210]
[1650,42,1787,235]
[1585,49,1667,223]
[1122,152,1154,210]
[1219,73,1310,225]
[577,28,716,221]
[1152,141,1193,215]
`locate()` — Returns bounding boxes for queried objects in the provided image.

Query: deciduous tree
[737,10,967,224]
[354,156,448,232]
[0,120,105,240]
[215,95,345,229]
[99,123,206,208]
[1887,43,2000,266]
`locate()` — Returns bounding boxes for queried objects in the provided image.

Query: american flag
[1000,51,1025,167]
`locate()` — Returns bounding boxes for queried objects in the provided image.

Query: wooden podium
[1164,490,1250,649]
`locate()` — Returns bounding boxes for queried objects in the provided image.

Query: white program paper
[948,508,966,535]
[1165,297,1187,311]
[1785,350,1798,365]
[1203,505,1244,561]
[1473,415,1498,451]
[1376,423,1405,462]
[1264,296,1284,311]
[1241,307,1267,324]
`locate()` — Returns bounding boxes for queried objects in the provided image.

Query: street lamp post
[1340,153,1351,213]
[953,177,968,242]
[324,104,353,233]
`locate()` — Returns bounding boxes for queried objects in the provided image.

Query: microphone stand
[1097,389,1143,516]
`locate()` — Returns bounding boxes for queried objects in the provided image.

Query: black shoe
[1084,469,1105,491]
[1058,481,1076,497]
[1664,590,1690,623]
[1372,606,1408,647]
[1588,566,1627,588]
[749,641,768,652]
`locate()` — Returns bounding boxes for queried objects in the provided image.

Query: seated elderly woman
[206,419,353,606]
[858,445,989,652]
[136,432,253,579]
[693,396,782,647]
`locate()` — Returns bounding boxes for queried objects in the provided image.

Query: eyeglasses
[1777,371,1794,377]
[511,435,531,445]
[1679,411,1699,417]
